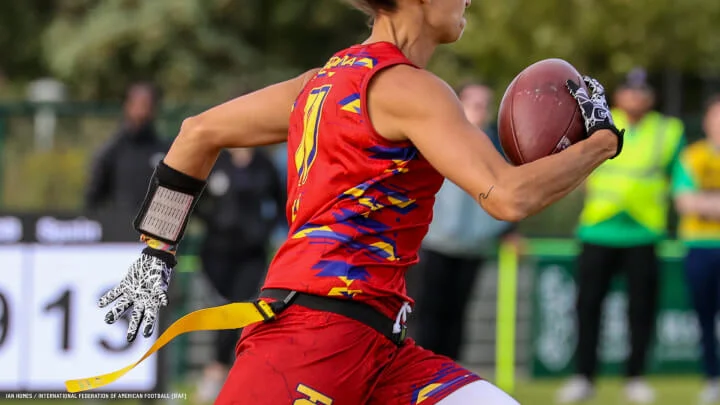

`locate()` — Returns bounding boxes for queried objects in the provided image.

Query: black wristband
[143,246,177,268]
[610,128,624,159]
[133,160,206,245]
[154,160,206,193]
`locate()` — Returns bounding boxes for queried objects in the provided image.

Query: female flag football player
[94,0,624,403]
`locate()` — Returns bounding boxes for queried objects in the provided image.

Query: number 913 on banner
[0,244,158,392]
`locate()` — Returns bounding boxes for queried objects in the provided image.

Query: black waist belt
[258,289,407,345]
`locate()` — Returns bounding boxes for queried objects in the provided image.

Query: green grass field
[512,376,703,404]
[1,376,705,404]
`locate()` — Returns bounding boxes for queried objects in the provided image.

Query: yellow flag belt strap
[65,292,297,393]
[66,289,405,393]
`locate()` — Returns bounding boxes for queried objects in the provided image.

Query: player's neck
[365,15,437,68]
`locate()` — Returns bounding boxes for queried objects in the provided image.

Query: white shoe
[556,376,594,404]
[624,379,655,404]
[699,381,720,404]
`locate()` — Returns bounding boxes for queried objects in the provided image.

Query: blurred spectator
[408,82,522,361]
[194,147,284,402]
[267,143,290,251]
[84,82,169,213]
[269,143,288,185]
[672,95,720,404]
[557,69,686,404]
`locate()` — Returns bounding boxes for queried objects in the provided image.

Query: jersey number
[293,384,333,405]
[295,85,332,186]
[291,85,332,222]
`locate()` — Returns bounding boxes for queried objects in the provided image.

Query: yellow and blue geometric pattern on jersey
[290,144,422,299]
[339,93,362,114]
[410,363,480,404]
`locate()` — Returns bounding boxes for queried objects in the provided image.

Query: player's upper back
[285,41,443,230]
[266,42,444,310]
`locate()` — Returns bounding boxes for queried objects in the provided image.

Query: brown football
[497,58,587,165]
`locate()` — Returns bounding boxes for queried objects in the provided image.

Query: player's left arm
[163,68,320,180]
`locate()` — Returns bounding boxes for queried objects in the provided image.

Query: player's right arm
[368,65,620,222]
[164,68,320,179]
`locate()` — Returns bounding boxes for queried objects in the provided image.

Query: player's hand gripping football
[566,76,625,158]
[98,238,176,342]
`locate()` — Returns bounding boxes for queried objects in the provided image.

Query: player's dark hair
[345,0,398,16]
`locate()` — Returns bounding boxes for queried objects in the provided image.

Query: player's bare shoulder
[368,65,455,112]
[367,65,462,142]
[299,68,322,88]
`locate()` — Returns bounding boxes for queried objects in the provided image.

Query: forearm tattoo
[477,185,494,202]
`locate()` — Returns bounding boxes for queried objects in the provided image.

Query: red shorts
[215,303,481,405]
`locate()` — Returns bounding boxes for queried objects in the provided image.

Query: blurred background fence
[0,103,202,211]
[0,102,704,236]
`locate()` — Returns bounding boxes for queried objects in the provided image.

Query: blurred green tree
[0,1,57,81]
[41,0,368,101]
[2,0,719,103]
[445,0,720,94]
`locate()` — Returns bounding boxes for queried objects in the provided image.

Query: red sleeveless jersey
[263,42,444,318]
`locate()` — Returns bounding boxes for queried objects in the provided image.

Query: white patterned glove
[98,246,175,342]
[566,76,625,158]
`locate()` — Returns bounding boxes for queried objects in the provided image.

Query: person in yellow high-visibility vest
[672,95,720,404]
[557,69,686,404]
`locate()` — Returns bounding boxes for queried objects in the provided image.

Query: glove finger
[126,304,146,343]
[104,296,132,324]
[142,301,161,338]
[157,290,169,307]
[583,76,605,96]
[565,79,580,96]
[98,285,124,308]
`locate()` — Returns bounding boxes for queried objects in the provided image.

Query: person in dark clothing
[84,82,169,213]
[194,147,285,402]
